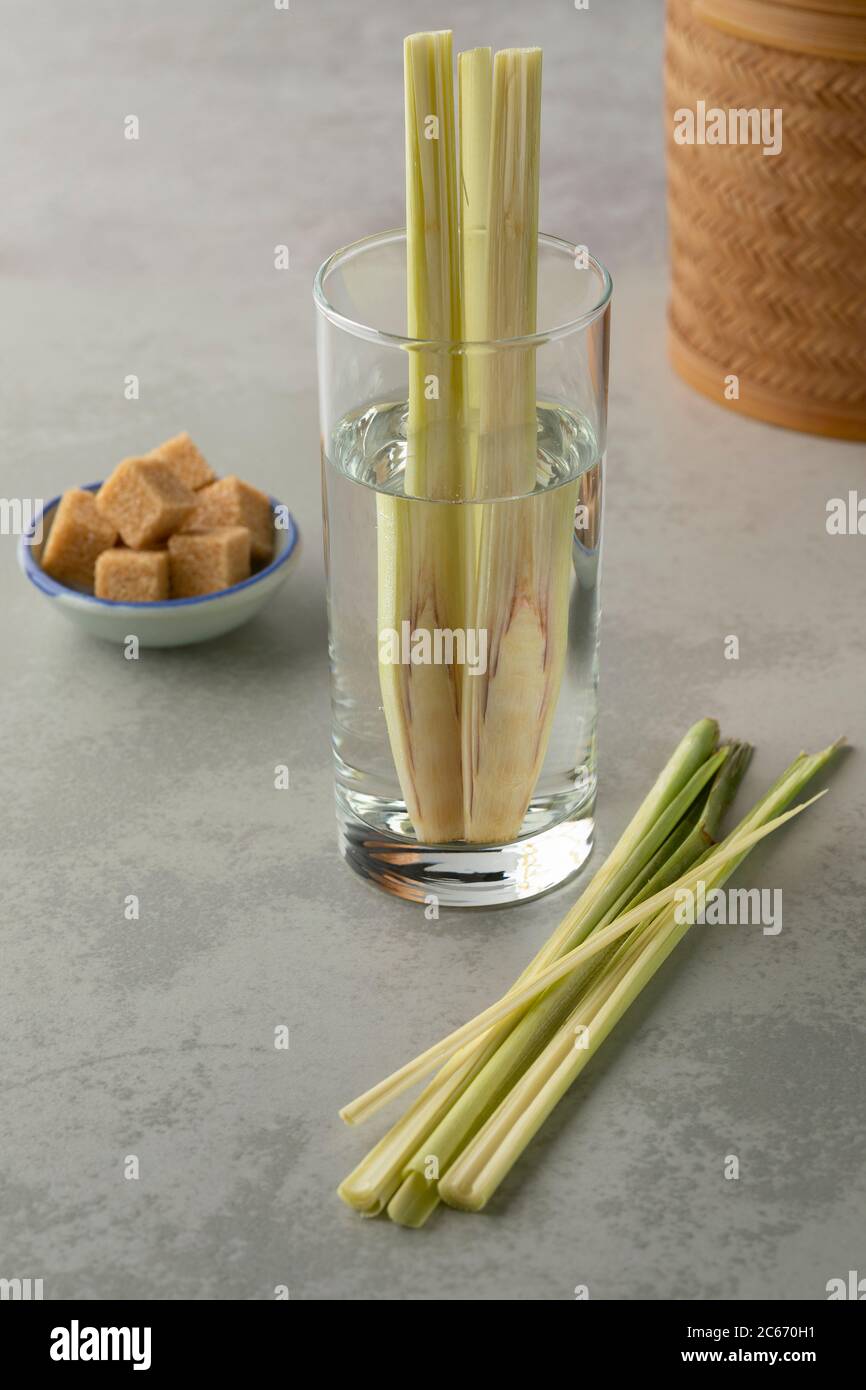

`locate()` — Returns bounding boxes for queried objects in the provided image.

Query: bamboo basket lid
[696,0,866,62]
[666,0,866,440]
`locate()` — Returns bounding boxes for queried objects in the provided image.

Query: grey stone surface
[1,0,863,1301]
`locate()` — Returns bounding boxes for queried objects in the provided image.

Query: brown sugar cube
[40,489,118,591]
[147,432,215,491]
[182,475,273,564]
[96,457,196,549]
[168,526,251,598]
[94,547,170,602]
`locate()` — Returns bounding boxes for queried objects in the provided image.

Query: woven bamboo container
[665,0,866,440]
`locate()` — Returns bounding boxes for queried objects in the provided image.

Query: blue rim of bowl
[18,482,300,609]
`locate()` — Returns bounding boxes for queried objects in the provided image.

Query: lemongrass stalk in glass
[461,48,579,844]
[315,32,611,904]
[316,244,610,905]
[376,31,466,844]
[458,45,491,502]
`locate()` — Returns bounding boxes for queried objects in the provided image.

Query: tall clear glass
[314,231,611,906]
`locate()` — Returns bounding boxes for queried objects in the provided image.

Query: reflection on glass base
[335,785,596,908]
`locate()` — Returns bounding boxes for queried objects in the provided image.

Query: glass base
[335,786,595,908]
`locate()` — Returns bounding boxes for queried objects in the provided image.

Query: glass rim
[313,228,612,351]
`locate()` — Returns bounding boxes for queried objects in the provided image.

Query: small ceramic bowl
[18,482,301,647]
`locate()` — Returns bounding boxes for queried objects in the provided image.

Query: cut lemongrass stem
[386,739,750,1228]
[342,736,841,1223]
[458,45,492,604]
[342,721,726,1214]
[461,46,560,843]
[560,746,730,933]
[386,1170,443,1230]
[519,718,722,976]
[337,1048,483,1214]
[441,894,740,1209]
[458,47,492,347]
[377,29,466,843]
[622,742,752,916]
[388,745,751,1225]
[340,792,824,1126]
[440,910,680,1210]
[440,743,841,1210]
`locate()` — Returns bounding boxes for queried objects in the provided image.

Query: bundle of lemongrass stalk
[338,719,841,1225]
[378,30,576,846]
